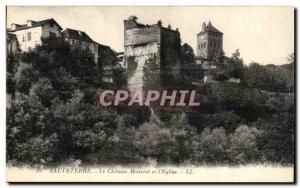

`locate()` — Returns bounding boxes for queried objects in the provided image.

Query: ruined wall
[160,28,181,86]
[124,20,182,90]
[125,42,160,90]
[124,26,161,47]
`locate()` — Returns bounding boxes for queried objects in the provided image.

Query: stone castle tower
[124,17,181,90]
[197,21,223,59]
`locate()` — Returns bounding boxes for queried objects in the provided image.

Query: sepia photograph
[5,6,295,183]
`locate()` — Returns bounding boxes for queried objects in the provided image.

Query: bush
[228,125,260,164]
[135,122,175,163]
[15,134,58,165]
[195,127,228,164]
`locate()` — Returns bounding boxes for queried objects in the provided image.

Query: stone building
[98,44,119,84]
[196,21,223,61]
[124,17,181,90]
[8,19,63,52]
[7,18,120,85]
[8,19,100,63]
[62,28,99,63]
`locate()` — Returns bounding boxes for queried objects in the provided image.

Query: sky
[7,6,294,65]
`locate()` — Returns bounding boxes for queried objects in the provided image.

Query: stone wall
[124,26,161,47]
[160,28,181,85]
[124,19,182,90]
[197,32,223,59]
[125,42,160,90]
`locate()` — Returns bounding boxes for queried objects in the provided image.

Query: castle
[124,17,181,90]
[7,17,226,86]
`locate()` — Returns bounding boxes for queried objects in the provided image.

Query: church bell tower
[197,21,223,59]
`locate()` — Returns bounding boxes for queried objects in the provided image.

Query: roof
[124,18,179,33]
[198,22,222,35]
[9,18,63,32]
[62,28,95,43]
[7,33,17,40]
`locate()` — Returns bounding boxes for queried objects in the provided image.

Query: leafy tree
[181,43,195,63]
[29,77,56,107]
[14,63,38,94]
[211,111,241,132]
[194,127,228,164]
[228,125,260,164]
[209,49,243,81]
[15,134,58,165]
[282,53,294,92]
[243,61,290,92]
[113,116,144,164]
[180,43,204,83]
[135,122,175,163]
[168,113,197,163]
[255,113,294,164]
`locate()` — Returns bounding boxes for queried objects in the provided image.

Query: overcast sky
[7,6,294,65]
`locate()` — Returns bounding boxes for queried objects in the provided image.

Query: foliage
[228,125,260,164]
[180,43,204,83]
[243,60,293,92]
[135,121,175,163]
[193,127,228,164]
[209,49,244,81]
[6,37,294,166]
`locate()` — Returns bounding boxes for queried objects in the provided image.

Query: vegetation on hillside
[6,38,294,166]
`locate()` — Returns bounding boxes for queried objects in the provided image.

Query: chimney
[207,21,212,27]
[27,20,35,27]
[10,23,19,30]
[202,22,206,31]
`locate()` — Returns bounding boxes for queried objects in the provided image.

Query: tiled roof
[62,28,95,43]
[198,22,222,35]
[9,18,63,32]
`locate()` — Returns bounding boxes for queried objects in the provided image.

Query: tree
[29,77,56,107]
[22,37,100,88]
[15,134,58,165]
[113,116,144,164]
[209,49,243,81]
[211,111,241,132]
[180,43,204,83]
[224,49,244,79]
[135,122,175,163]
[14,63,38,94]
[168,113,197,163]
[255,113,294,164]
[228,125,260,164]
[195,127,228,164]
[181,43,195,63]
[243,62,289,92]
[282,53,294,92]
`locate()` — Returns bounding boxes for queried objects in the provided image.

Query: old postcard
[6,6,295,183]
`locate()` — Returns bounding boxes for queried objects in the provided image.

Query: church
[196,21,223,64]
